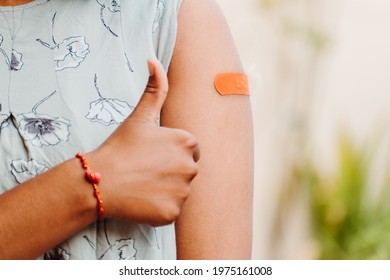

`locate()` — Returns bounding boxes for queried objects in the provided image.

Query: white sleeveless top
[0,0,182,260]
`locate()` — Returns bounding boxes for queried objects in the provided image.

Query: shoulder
[173,0,243,74]
[178,0,227,26]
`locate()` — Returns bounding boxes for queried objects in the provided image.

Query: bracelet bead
[75,153,104,220]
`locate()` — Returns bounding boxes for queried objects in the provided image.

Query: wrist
[75,153,104,220]
[84,147,115,219]
[65,156,101,221]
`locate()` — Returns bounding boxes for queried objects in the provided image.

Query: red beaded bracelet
[75,153,104,221]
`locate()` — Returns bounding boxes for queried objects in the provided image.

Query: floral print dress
[0,0,182,260]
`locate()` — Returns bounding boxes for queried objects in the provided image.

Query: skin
[165,0,254,259]
[0,60,199,259]
[0,0,254,259]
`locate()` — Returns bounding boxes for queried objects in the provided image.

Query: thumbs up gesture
[88,60,200,226]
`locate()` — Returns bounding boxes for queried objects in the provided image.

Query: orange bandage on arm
[214,73,249,96]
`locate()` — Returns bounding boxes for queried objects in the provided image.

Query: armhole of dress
[152,0,184,72]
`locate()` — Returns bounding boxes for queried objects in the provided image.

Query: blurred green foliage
[257,0,390,259]
[296,136,390,259]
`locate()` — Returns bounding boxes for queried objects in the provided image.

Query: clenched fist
[88,60,200,226]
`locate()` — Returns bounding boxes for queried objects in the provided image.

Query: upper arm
[161,0,254,259]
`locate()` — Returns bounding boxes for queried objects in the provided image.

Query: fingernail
[147,60,155,76]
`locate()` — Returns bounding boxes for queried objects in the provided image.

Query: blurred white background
[216,0,390,259]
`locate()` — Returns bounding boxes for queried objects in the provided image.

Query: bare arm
[0,158,97,259]
[162,0,254,259]
[0,60,199,259]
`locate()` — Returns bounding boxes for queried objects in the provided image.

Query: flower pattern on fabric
[17,91,71,147]
[36,13,90,71]
[10,50,24,71]
[86,74,134,126]
[0,34,24,71]
[10,159,49,184]
[44,246,71,260]
[83,221,137,260]
[96,0,120,37]
[0,0,179,261]
[152,0,165,33]
[0,116,9,129]
[124,53,134,72]
[0,103,9,128]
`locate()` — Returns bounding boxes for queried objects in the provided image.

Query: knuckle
[160,85,168,96]
[178,183,191,199]
[175,159,198,180]
[162,205,181,223]
[186,161,199,178]
[176,130,198,148]
[186,135,199,149]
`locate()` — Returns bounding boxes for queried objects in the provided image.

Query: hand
[88,59,200,226]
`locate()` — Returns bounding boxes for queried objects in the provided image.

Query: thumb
[131,59,168,124]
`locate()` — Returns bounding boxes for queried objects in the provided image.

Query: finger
[131,59,168,125]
